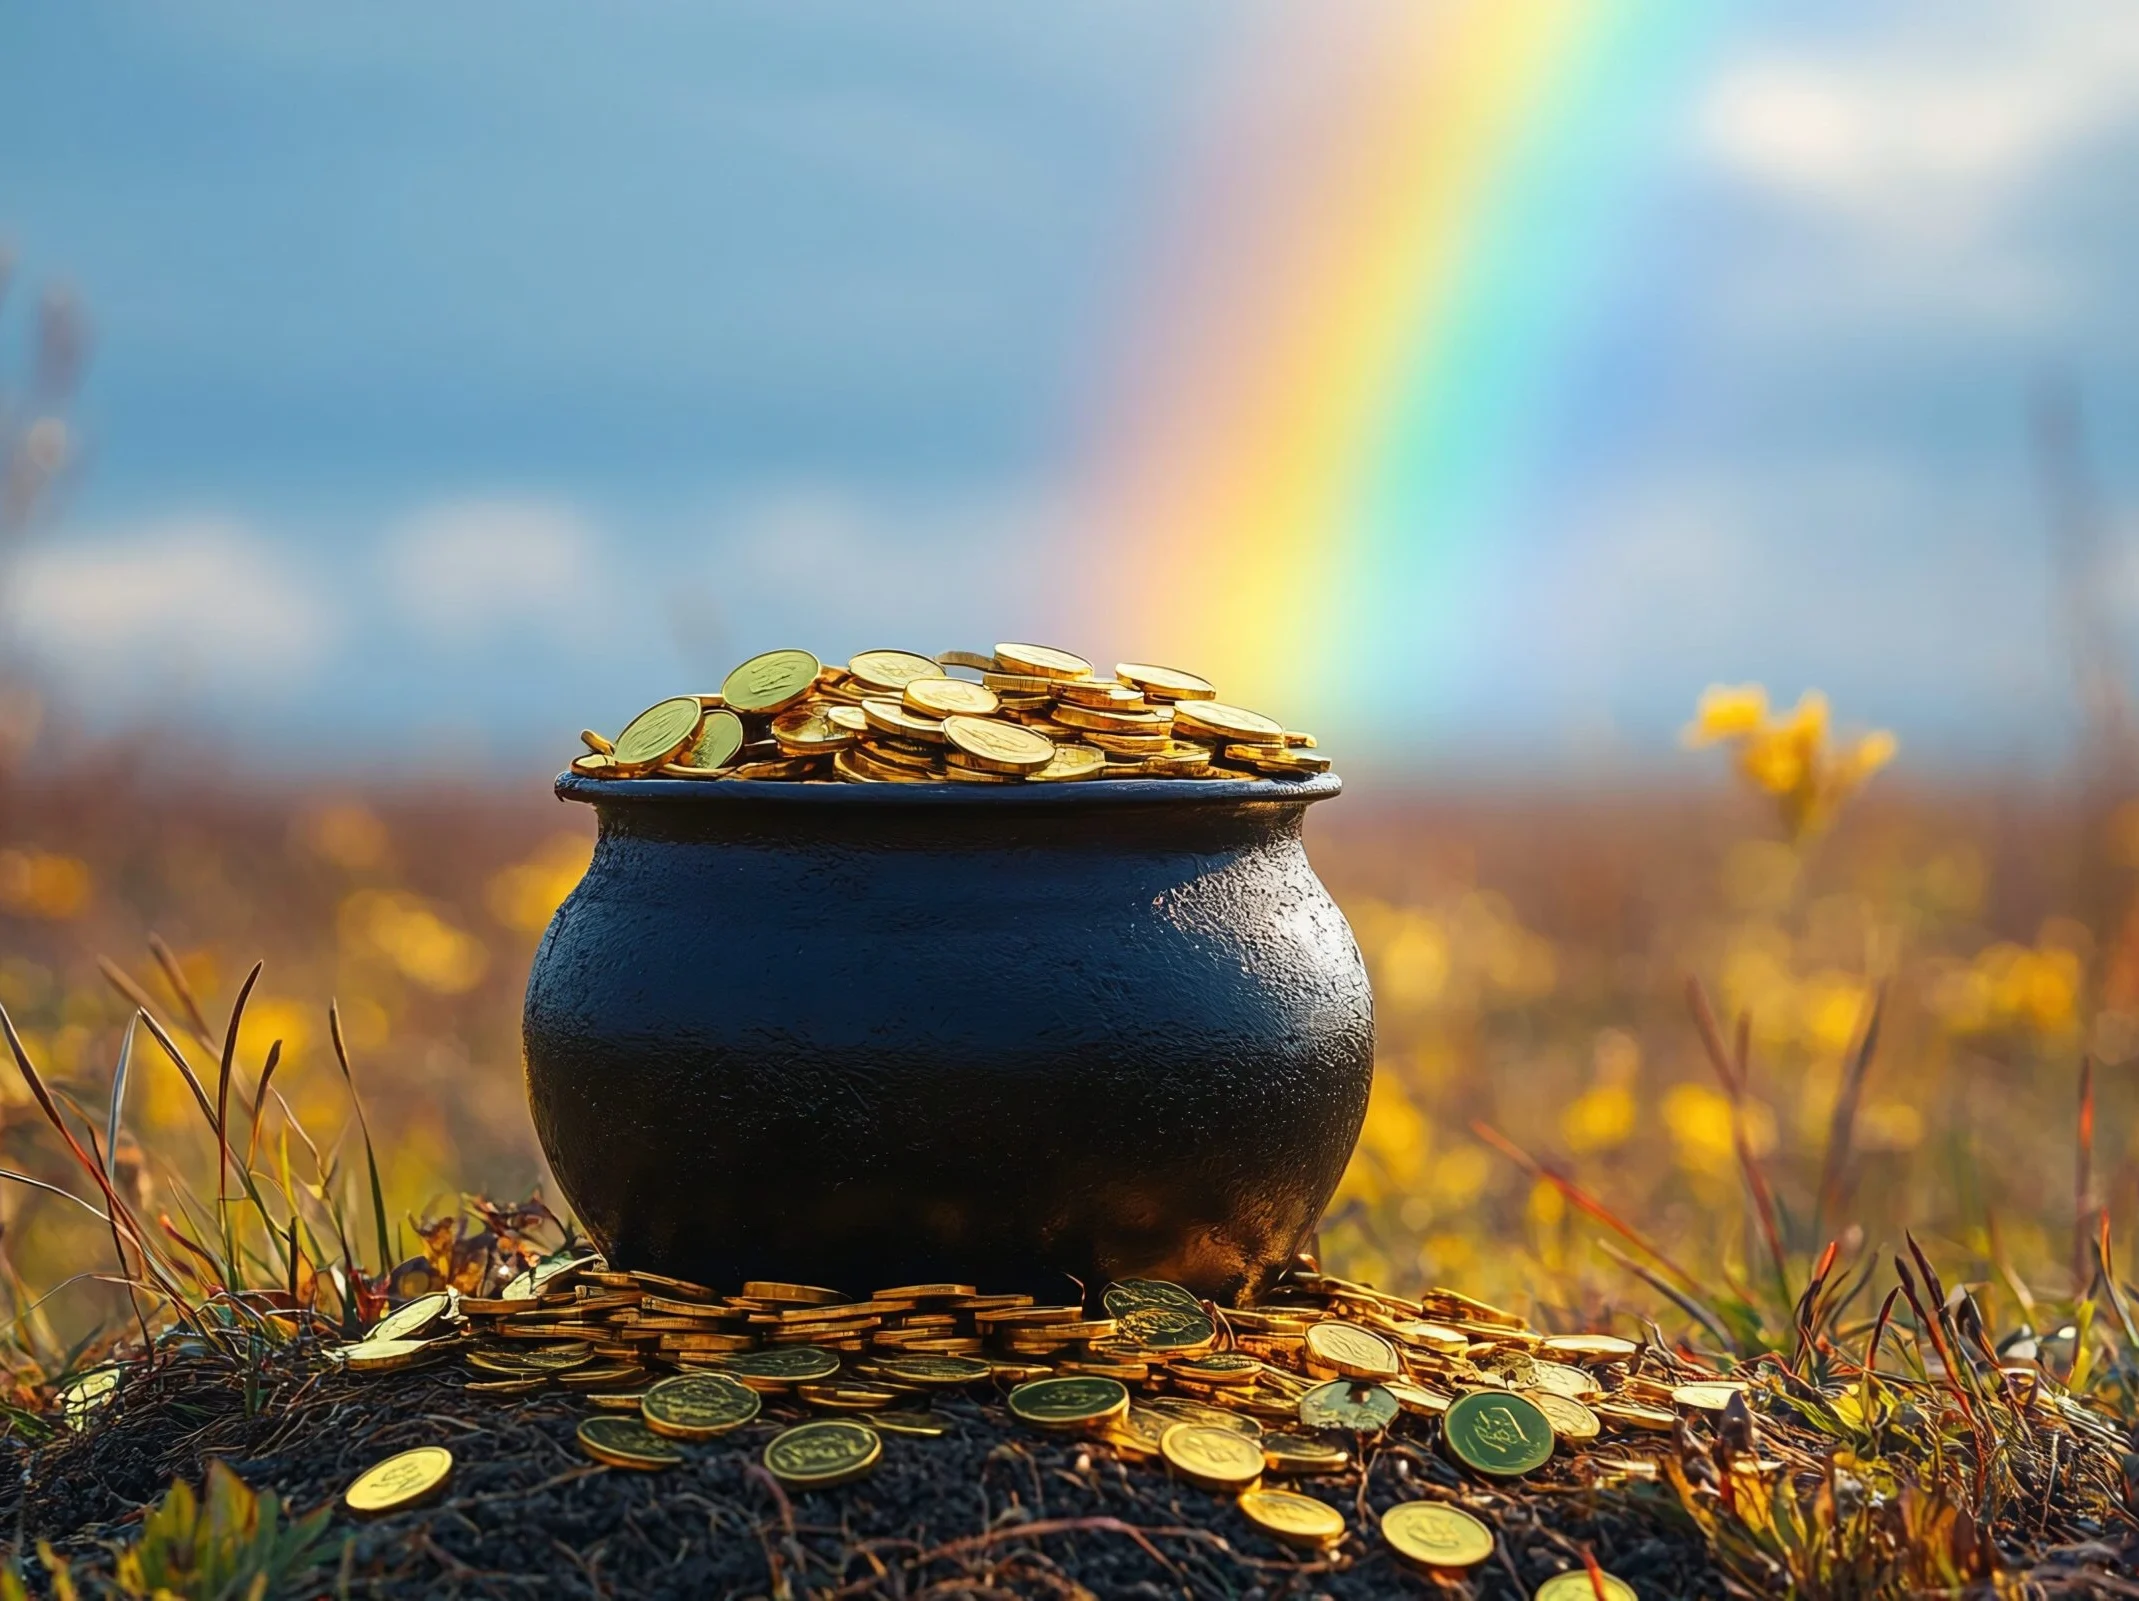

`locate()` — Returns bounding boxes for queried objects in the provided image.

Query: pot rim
[555,770,1341,809]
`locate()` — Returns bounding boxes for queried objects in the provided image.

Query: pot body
[523,774,1372,1304]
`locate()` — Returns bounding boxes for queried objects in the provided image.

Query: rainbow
[1073,2,1717,748]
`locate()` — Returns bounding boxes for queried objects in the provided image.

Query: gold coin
[1261,1431,1349,1475]
[875,1354,994,1387]
[1170,1352,1262,1386]
[340,1338,438,1374]
[772,706,857,754]
[1235,744,1333,774]
[1380,1501,1494,1570]
[861,699,947,743]
[1007,1375,1130,1431]
[613,696,705,770]
[1025,745,1106,783]
[1524,1390,1601,1443]
[1538,1333,1641,1363]
[742,1280,846,1305]
[1103,1403,1176,1459]
[1114,662,1217,702]
[868,1410,947,1438]
[1238,1488,1345,1548]
[1117,1305,1216,1351]
[58,1368,118,1425]
[826,704,870,734]
[344,1445,453,1514]
[366,1292,453,1344]
[1535,1570,1638,1601]
[1442,1390,1555,1477]
[939,761,1016,784]
[935,649,999,672]
[903,677,999,718]
[641,1372,762,1440]
[1297,1380,1400,1434]
[1303,1321,1400,1381]
[1081,731,1171,755]
[1171,701,1284,746]
[1160,1423,1264,1491]
[465,1375,547,1395]
[671,708,746,771]
[1672,1382,1746,1413]
[980,671,1061,694]
[763,1419,883,1488]
[579,729,615,754]
[1593,1399,1678,1432]
[722,649,821,715]
[848,649,944,691]
[717,1346,842,1388]
[798,1382,901,1411]
[725,757,823,781]
[1530,1360,1603,1400]
[570,752,620,778]
[1385,1380,1453,1416]
[1146,745,1214,776]
[516,1344,595,1371]
[833,748,904,784]
[993,642,1094,680]
[1144,1396,1261,1438]
[1057,680,1148,709]
[1051,701,1168,733]
[942,715,1055,774]
[577,1415,682,1471]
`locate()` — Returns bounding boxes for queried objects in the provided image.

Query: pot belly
[524,829,1373,1303]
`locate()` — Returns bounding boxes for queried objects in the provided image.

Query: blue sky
[1,1,2134,776]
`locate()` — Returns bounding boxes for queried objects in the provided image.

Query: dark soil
[9,1348,2137,1599]
[4,1347,1736,1599]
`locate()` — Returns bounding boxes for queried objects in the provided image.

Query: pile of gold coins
[567,644,1329,785]
[333,1256,1771,1594]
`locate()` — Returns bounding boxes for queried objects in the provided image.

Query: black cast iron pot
[524,773,1373,1305]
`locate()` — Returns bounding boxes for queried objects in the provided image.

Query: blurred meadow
[0,0,2137,1370]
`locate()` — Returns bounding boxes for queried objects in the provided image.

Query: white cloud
[1697,1,2139,327]
[5,517,331,699]
[384,497,601,638]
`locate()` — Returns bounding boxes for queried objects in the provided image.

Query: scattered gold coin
[366,1292,453,1345]
[1007,1375,1130,1431]
[1525,1390,1602,1444]
[1381,1501,1495,1570]
[763,1419,883,1489]
[1237,1487,1345,1548]
[1303,1321,1400,1382]
[344,1446,453,1514]
[640,1372,761,1440]
[339,1338,438,1374]
[1261,1431,1349,1475]
[1673,1381,1748,1412]
[578,1415,683,1471]
[1535,1569,1639,1601]
[1160,1422,1265,1492]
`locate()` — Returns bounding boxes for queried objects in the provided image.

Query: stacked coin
[568,644,1330,785]
[334,1247,1762,1597]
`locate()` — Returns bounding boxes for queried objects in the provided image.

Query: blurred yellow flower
[1560,1084,1636,1153]
[1684,684,1895,840]
[295,802,391,871]
[1683,683,1769,746]
[1661,1083,1776,1179]
[1930,937,2081,1036]
[1335,1073,1433,1207]
[339,889,489,994]
[486,833,595,935]
[0,850,91,920]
